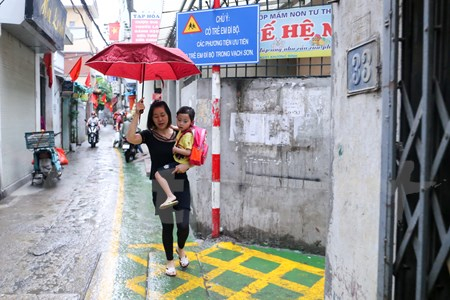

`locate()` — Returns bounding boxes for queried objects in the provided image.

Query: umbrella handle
[140,66,145,114]
[138,97,144,115]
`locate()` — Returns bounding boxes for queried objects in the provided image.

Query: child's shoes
[160,197,178,209]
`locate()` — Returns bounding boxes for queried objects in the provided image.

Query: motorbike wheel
[125,151,132,163]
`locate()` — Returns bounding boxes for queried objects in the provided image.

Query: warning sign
[177,5,260,66]
[183,15,201,34]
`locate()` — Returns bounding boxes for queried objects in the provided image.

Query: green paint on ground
[252,283,303,299]
[179,287,225,300]
[240,257,281,273]
[283,268,322,287]
[183,260,217,276]
[211,270,256,291]
[113,159,154,300]
[207,248,243,262]
[160,276,189,294]
[247,245,325,269]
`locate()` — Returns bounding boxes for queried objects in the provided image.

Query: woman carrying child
[126,100,191,277]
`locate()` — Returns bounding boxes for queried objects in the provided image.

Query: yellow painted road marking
[137,241,325,299]
[97,149,125,299]
[127,253,148,267]
[126,275,147,297]
[128,241,198,249]
[300,277,325,299]
[220,242,324,276]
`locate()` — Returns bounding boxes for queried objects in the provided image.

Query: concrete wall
[183,77,331,253]
[325,0,384,299]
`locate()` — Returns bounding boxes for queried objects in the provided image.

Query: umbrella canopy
[85,42,200,82]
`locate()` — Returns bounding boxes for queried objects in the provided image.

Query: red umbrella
[85,42,200,96]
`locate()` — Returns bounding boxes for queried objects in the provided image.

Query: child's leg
[155,171,177,208]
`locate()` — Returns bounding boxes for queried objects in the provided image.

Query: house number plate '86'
[347,39,379,95]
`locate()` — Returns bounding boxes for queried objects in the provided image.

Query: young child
[156,106,195,209]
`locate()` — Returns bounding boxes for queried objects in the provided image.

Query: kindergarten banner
[260,5,332,59]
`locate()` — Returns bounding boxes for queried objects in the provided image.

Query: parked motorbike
[87,121,99,148]
[25,131,62,185]
[113,130,122,148]
[122,135,139,163]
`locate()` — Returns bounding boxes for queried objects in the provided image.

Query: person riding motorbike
[86,112,100,140]
[121,113,145,158]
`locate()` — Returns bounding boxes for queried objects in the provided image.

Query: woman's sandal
[165,266,176,277]
[176,248,189,268]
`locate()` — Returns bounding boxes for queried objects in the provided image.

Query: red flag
[85,71,91,87]
[69,57,82,82]
[43,53,53,88]
[109,22,120,41]
[128,95,136,110]
[91,94,98,109]
[111,96,118,106]
[105,102,113,112]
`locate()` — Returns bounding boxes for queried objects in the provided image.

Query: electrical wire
[69,0,96,47]
[80,0,109,47]
[68,0,109,49]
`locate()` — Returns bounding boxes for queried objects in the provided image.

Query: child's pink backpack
[189,125,208,166]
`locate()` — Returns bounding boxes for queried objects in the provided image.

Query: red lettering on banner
[261,20,276,41]
[322,22,332,37]
[281,19,316,41]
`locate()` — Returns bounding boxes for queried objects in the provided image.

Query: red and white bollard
[211,0,221,239]
[211,65,221,238]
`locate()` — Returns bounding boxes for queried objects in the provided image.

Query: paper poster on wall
[260,5,332,59]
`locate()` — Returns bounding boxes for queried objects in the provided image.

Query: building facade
[326,0,449,298]
[0,0,69,198]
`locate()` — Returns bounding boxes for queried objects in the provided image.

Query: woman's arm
[126,101,144,144]
[172,163,191,174]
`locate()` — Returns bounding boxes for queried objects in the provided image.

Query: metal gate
[382,0,450,298]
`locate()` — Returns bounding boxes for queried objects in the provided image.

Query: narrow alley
[0,126,325,299]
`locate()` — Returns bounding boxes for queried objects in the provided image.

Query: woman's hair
[147,100,172,130]
[177,106,195,122]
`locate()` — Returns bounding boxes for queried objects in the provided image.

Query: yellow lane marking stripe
[128,241,198,249]
[297,277,325,299]
[127,253,148,267]
[125,275,147,297]
[98,149,125,299]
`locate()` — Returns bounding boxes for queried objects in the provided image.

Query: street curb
[146,250,163,300]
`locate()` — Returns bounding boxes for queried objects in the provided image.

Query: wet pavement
[0,125,325,300]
